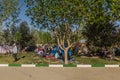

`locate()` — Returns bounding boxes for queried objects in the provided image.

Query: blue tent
[50,46,59,56]
[50,46,72,57]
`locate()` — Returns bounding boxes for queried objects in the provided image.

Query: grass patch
[92,64,105,67]
[0,52,120,64]
[0,52,40,64]
[9,64,21,67]
[63,64,76,67]
[36,64,49,67]
[74,56,120,64]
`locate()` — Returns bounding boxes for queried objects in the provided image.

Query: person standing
[12,43,18,62]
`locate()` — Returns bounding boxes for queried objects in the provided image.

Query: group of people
[11,42,120,62]
[6,42,120,62]
[100,46,120,59]
[35,44,73,61]
[35,44,51,57]
[35,43,120,61]
[74,43,120,60]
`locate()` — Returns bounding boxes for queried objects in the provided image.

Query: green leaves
[31,29,52,44]
[0,0,19,23]
[25,0,83,28]
[24,0,120,47]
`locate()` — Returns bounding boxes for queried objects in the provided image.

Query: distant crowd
[0,43,120,61]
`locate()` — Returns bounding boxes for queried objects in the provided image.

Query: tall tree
[25,0,83,64]
[19,21,35,49]
[81,0,120,47]
[25,0,120,64]
[82,22,117,47]
[0,0,20,43]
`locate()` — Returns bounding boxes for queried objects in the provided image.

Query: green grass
[74,56,120,64]
[0,52,120,64]
[0,52,41,64]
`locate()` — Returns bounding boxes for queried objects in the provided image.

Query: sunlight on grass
[0,52,120,64]
[0,52,39,64]
[74,56,120,64]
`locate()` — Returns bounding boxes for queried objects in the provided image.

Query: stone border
[0,64,120,67]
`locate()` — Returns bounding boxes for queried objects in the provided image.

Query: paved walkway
[0,67,120,80]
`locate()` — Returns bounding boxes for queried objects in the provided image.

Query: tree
[0,0,20,43]
[19,21,35,49]
[2,29,11,44]
[42,31,52,44]
[115,27,120,45]
[2,21,35,50]
[82,22,117,47]
[0,0,19,30]
[31,29,52,44]
[81,0,120,47]
[25,0,120,64]
[111,0,120,21]
[10,25,22,44]
[25,0,84,64]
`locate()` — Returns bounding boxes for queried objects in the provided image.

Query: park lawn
[0,52,120,64]
[74,56,120,64]
[0,52,42,64]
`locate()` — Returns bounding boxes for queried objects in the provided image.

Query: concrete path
[0,67,120,80]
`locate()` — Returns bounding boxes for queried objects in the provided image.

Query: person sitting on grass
[104,48,112,60]
[37,46,45,57]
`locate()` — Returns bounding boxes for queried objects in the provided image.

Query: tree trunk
[64,48,68,64]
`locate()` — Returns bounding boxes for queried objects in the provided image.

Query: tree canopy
[25,0,120,64]
[25,0,85,64]
[0,0,19,27]
[81,0,120,47]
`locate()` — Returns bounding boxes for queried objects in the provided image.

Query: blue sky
[2,0,33,29]
[19,0,32,27]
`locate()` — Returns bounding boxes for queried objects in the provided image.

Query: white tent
[0,46,13,54]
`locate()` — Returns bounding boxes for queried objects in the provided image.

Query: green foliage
[31,29,52,44]
[19,21,35,49]
[0,0,19,26]
[2,21,35,50]
[0,0,20,44]
[25,0,120,64]
[25,0,120,43]
[82,22,117,47]
[25,0,83,28]
[25,0,82,64]
[25,0,83,45]
[76,0,120,26]
[111,0,120,20]
[2,29,12,43]
[81,0,120,47]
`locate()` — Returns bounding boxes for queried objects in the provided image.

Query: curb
[0,64,120,67]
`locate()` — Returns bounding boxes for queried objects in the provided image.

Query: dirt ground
[0,67,120,80]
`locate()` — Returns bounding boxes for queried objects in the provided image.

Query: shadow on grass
[16,56,26,62]
[21,56,25,58]
[113,58,120,62]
